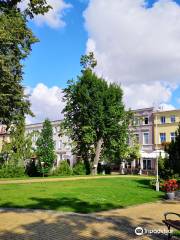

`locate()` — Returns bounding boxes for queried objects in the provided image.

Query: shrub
[0,164,25,178]
[158,157,175,180]
[25,159,40,177]
[52,160,72,176]
[149,178,164,190]
[73,162,86,175]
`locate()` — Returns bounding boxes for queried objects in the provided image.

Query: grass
[0,177,163,213]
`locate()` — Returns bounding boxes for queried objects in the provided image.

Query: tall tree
[0,0,51,128]
[36,119,56,175]
[62,53,131,175]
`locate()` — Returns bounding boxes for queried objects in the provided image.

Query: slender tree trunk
[91,138,103,175]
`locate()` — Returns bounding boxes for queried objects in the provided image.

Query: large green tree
[62,53,131,175]
[36,119,56,175]
[0,0,51,128]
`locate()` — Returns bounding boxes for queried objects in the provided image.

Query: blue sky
[25,0,180,123]
[24,0,88,89]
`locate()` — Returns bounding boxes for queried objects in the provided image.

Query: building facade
[128,107,180,175]
[153,109,180,149]
[130,107,156,174]
[25,120,74,166]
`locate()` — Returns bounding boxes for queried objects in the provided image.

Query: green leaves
[0,0,51,127]
[36,119,56,175]
[62,55,131,172]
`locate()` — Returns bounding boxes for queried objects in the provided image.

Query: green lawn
[0,177,163,213]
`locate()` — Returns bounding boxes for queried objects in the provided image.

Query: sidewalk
[0,200,179,240]
[0,175,150,185]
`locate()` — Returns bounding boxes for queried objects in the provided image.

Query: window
[134,134,140,143]
[160,133,166,143]
[143,159,152,170]
[170,115,176,123]
[160,116,166,124]
[58,140,62,149]
[143,132,149,145]
[133,117,140,126]
[144,117,149,125]
[170,132,175,142]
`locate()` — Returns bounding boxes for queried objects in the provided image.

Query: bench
[162,212,180,239]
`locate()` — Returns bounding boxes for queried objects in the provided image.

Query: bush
[159,157,175,180]
[25,159,40,177]
[73,162,86,175]
[149,178,164,190]
[52,160,72,176]
[0,164,25,178]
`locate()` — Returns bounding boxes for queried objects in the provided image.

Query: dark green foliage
[25,159,40,177]
[0,0,50,128]
[158,157,174,180]
[0,164,25,178]
[52,160,72,176]
[36,119,56,175]
[73,162,86,175]
[62,53,131,174]
[164,124,180,178]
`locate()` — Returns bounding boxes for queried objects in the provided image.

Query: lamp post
[41,161,45,178]
[155,112,159,192]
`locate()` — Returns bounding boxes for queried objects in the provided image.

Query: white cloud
[158,103,176,111]
[84,0,180,109]
[26,83,65,124]
[19,0,72,28]
[123,82,172,109]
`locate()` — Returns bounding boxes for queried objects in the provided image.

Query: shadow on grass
[134,178,152,188]
[0,197,123,213]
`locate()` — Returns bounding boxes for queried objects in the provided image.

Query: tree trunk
[91,138,103,175]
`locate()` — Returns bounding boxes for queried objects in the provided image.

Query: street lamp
[41,161,45,178]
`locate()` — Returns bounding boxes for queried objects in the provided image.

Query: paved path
[0,200,179,240]
[0,175,150,185]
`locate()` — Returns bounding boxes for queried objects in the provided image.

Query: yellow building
[153,109,180,149]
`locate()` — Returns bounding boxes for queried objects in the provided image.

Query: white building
[25,120,74,166]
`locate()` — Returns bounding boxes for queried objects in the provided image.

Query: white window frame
[143,132,149,145]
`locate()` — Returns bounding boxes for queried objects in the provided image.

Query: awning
[141,150,167,159]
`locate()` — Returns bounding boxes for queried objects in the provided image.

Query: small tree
[2,118,33,167]
[36,119,56,175]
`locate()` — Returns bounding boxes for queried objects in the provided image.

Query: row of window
[134,132,149,145]
[160,132,175,143]
[133,117,149,126]
[133,115,177,126]
[134,132,176,145]
[160,115,176,124]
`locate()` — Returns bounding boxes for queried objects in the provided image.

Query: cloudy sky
[24,0,180,123]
